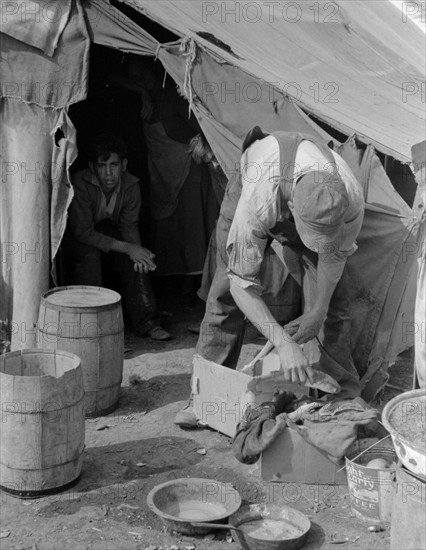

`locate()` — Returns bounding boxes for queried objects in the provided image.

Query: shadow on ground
[118,373,191,414]
[36,437,205,520]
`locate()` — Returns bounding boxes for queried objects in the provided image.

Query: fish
[246,368,340,394]
[243,341,341,394]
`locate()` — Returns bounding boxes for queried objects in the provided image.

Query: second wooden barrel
[37,286,124,417]
[0,349,85,497]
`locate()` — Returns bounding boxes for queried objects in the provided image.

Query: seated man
[65,132,171,341]
[175,126,365,427]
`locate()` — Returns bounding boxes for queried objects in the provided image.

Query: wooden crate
[192,354,308,438]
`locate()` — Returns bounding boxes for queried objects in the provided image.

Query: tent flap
[85,0,158,55]
[0,0,90,109]
[0,0,91,352]
[0,0,73,56]
[157,43,334,175]
[124,0,425,162]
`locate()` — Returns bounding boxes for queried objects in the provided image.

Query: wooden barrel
[0,349,85,497]
[37,286,124,417]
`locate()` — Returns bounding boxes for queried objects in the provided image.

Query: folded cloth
[287,397,379,463]
[232,391,296,464]
[232,394,380,465]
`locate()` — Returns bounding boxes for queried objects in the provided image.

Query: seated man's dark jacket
[69,168,141,252]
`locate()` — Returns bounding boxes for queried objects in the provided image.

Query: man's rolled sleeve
[69,185,115,253]
[226,199,268,294]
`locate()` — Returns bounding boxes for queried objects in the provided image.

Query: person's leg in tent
[62,231,103,287]
[174,255,247,428]
[411,141,426,389]
[105,248,165,339]
[414,245,426,388]
[96,220,172,341]
[174,174,246,428]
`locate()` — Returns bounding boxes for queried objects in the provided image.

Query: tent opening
[64,43,223,306]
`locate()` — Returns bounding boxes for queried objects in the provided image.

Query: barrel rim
[0,472,82,499]
[40,285,122,311]
[0,348,82,379]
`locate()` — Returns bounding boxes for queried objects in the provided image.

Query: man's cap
[292,171,349,253]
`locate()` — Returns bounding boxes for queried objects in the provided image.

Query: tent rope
[155,43,162,60]
[179,36,197,116]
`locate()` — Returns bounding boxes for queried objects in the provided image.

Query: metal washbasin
[146,477,241,535]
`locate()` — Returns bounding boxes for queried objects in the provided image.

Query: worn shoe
[148,326,173,341]
[174,397,198,428]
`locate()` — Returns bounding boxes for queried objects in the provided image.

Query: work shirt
[227,135,365,292]
[69,168,142,253]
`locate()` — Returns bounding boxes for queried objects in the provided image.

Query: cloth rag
[232,394,379,465]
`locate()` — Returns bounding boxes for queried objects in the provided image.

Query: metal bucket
[391,463,426,550]
[345,446,397,524]
[382,389,426,479]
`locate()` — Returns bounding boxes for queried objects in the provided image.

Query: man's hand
[246,343,316,392]
[140,89,153,120]
[126,244,156,273]
[284,309,327,345]
[133,261,155,274]
[284,255,347,345]
[277,340,316,384]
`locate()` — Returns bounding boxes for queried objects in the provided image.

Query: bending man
[175,126,365,427]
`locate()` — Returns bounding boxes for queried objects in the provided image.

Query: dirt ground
[0,285,415,550]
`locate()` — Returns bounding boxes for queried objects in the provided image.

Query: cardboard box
[192,354,347,484]
[192,354,308,438]
[261,427,348,485]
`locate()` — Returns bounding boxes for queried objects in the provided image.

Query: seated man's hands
[126,244,156,273]
[284,308,327,345]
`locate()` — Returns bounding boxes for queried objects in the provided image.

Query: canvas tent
[1,0,425,399]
